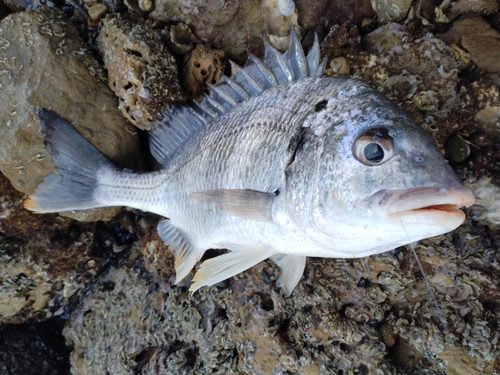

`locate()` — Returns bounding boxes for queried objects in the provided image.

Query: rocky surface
[446,15,500,75]
[0,172,99,325]
[1,1,500,375]
[98,17,185,130]
[0,6,145,221]
[62,214,500,375]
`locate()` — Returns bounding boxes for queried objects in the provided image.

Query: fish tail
[24,109,112,213]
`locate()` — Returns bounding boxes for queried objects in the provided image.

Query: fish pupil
[364,143,384,163]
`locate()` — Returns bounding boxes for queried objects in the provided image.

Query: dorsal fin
[149,105,207,165]
[150,27,326,166]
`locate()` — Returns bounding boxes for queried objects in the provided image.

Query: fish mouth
[374,185,475,225]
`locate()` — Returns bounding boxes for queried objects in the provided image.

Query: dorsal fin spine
[205,95,227,115]
[220,75,250,102]
[207,82,237,110]
[283,26,308,79]
[263,37,294,84]
[245,52,278,89]
[316,58,327,76]
[192,98,217,121]
[150,28,323,166]
[307,33,321,77]
[230,60,264,96]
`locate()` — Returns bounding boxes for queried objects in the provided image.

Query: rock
[452,15,500,74]
[0,1,11,19]
[370,0,413,24]
[87,2,108,21]
[182,43,226,101]
[0,319,69,374]
[467,178,500,226]
[0,6,145,222]
[262,0,299,50]
[138,0,153,12]
[97,17,185,130]
[360,23,459,114]
[470,80,500,129]
[0,172,101,324]
[150,0,374,62]
[436,0,499,22]
[446,134,470,162]
[297,0,375,35]
[165,23,197,55]
[150,0,264,61]
[61,220,500,374]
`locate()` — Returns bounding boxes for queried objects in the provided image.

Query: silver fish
[25,30,475,295]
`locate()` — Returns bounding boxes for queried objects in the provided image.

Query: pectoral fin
[189,244,276,293]
[270,254,306,296]
[189,189,277,222]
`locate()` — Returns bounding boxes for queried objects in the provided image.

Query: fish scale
[25,29,475,295]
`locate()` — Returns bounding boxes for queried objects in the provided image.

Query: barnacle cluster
[98,18,185,130]
[61,213,500,374]
[0,174,97,325]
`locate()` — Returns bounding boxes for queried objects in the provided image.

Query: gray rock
[445,0,498,20]
[150,0,264,61]
[150,0,374,61]
[453,15,500,74]
[370,0,413,24]
[0,6,145,222]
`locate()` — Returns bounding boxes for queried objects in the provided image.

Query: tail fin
[24,109,111,213]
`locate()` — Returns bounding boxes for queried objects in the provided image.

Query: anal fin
[270,254,306,296]
[189,244,276,293]
[157,219,202,283]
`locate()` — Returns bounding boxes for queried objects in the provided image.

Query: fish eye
[353,128,394,166]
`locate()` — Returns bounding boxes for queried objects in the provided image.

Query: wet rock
[468,178,500,226]
[98,17,185,130]
[470,80,500,130]
[87,2,107,21]
[150,0,374,62]
[0,6,144,222]
[447,134,470,162]
[262,0,299,50]
[165,22,196,55]
[0,4,8,20]
[370,0,413,24]
[0,173,102,324]
[359,23,458,115]
[0,318,70,374]
[61,221,500,374]
[436,0,499,22]
[297,0,375,36]
[449,15,500,74]
[151,0,264,61]
[182,43,225,101]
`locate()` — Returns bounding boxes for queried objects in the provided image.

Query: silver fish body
[25,32,475,295]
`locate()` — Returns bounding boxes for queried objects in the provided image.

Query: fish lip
[371,185,475,221]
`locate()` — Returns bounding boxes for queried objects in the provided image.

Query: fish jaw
[370,185,475,227]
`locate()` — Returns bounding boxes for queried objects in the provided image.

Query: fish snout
[368,184,475,226]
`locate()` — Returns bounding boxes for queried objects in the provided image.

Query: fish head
[285,78,475,256]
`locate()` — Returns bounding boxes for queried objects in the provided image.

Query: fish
[24,29,475,295]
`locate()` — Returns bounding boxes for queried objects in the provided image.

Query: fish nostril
[414,156,424,163]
